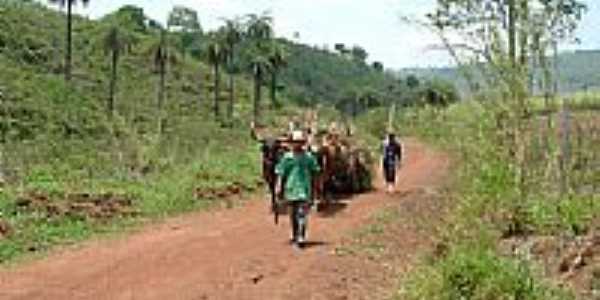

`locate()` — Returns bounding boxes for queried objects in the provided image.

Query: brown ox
[251,123,288,213]
[309,131,341,210]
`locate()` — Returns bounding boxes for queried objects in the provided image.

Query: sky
[55,0,600,69]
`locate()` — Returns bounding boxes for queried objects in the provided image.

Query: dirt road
[0,140,449,300]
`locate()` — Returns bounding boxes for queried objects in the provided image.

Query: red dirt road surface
[0,140,449,300]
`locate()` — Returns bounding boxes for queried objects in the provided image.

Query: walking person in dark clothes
[382,133,403,193]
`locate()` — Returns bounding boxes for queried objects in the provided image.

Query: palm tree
[245,13,273,124]
[206,33,227,120]
[249,54,270,124]
[48,0,90,81]
[103,26,132,117]
[153,30,168,113]
[149,30,176,132]
[372,61,384,72]
[221,18,243,122]
[245,13,273,41]
[268,42,288,108]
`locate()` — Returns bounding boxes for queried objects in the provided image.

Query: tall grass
[359,99,599,299]
[402,241,572,300]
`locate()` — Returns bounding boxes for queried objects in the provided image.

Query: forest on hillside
[403,49,600,96]
[0,0,458,140]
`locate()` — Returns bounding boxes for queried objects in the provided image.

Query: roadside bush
[402,242,573,300]
[358,99,595,299]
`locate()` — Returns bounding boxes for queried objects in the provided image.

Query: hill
[400,49,600,96]
[0,0,394,262]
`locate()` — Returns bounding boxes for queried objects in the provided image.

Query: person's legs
[296,202,308,244]
[389,171,396,193]
[290,202,299,243]
[269,182,276,213]
[384,163,396,193]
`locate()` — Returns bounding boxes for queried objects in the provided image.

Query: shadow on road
[300,241,328,249]
[317,201,349,218]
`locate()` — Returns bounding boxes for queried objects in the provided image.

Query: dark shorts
[383,163,396,183]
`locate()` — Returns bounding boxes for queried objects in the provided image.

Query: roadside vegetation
[0,0,276,263]
[357,0,600,298]
[362,100,598,299]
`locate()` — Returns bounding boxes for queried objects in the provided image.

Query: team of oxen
[251,117,373,220]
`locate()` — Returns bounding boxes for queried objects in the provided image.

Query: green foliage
[526,194,600,236]
[167,5,203,59]
[101,5,150,33]
[405,50,600,97]
[388,1,594,298]
[167,5,202,33]
[279,41,393,111]
[358,98,597,298]
[0,1,261,263]
[349,45,368,62]
[403,242,573,300]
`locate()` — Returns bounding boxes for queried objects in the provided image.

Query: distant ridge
[399,49,600,96]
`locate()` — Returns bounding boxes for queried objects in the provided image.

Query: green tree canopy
[350,45,368,62]
[167,5,202,33]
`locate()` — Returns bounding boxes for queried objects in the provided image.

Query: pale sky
[55,0,600,69]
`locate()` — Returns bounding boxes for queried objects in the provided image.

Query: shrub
[402,242,573,300]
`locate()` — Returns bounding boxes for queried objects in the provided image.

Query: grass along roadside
[357,100,600,299]
[329,182,452,300]
[0,124,264,265]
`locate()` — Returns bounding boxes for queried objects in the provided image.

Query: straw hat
[290,130,306,143]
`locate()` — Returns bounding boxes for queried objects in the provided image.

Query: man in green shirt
[275,130,320,248]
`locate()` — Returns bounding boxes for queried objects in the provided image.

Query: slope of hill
[556,49,600,92]
[0,0,394,262]
[401,49,600,96]
[0,0,262,262]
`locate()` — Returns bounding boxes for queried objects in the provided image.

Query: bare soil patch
[15,192,138,220]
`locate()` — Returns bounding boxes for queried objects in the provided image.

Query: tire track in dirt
[0,140,449,300]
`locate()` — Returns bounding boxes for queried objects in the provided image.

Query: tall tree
[167,5,202,58]
[518,0,529,67]
[245,12,274,124]
[427,0,586,198]
[221,18,243,122]
[372,61,384,72]
[406,75,420,90]
[350,45,368,63]
[48,0,91,81]
[206,33,227,120]
[428,0,586,63]
[153,30,167,111]
[249,53,271,124]
[268,42,288,108]
[167,5,202,32]
[334,43,346,54]
[149,30,176,132]
[246,13,274,41]
[107,5,147,33]
[427,0,586,89]
[103,26,132,117]
[508,0,517,66]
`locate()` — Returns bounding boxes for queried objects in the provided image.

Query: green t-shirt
[275,151,320,202]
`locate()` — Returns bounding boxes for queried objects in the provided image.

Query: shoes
[386,185,395,193]
[292,242,302,251]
